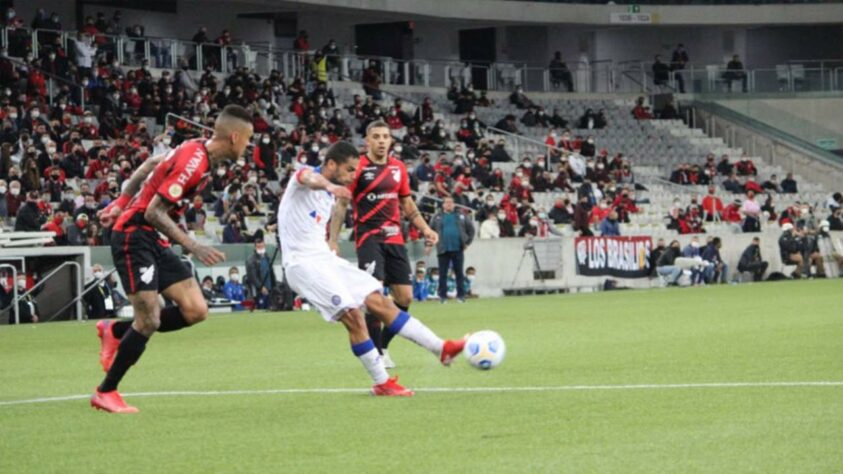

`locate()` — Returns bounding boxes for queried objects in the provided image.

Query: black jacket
[778,231,802,259]
[14,202,43,231]
[657,247,681,267]
[739,244,763,270]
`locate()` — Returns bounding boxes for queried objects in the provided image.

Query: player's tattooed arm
[328,196,350,251]
[99,154,165,227]
[122,154,164,198]
[145,195,225,266]
[298,168,352,200]
[400,196,439,245]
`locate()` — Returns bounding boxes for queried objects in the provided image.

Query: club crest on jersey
[169,184,183,198]
[308,210,322,223]
[391,167,401,182]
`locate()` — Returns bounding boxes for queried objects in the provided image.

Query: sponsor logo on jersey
[139,265,155,284]
[366,191,398,202]
[308,210,322,223]
[176,148,206,186]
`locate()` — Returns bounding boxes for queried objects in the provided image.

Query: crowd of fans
[0,13,841,293]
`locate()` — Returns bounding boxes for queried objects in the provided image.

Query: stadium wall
[86,231,841,298]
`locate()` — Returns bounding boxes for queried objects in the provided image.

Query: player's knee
[181,298,208,324]
[342,311,368,336]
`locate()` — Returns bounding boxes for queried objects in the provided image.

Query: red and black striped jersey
[348,154,410,247]
[114,139,210,232]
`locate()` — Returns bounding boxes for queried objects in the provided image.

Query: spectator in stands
[762,174,781,193]
[701,185,724,221]
[681,236,706,285]
[631,97,653,120]
[361,60,382,100]
[826,192,842,212]
[658,98,680,120]
[14,191,43,231]
[222,213,247,243]
[509,86,533,110]
[735,154,757,176]
[599,210,620,236]
[323,39,340,75]
[493,115,518,135]
[656,240,682,286]
[246,239,275,310]
[724,54,748,92]
[723,172,743,194]
[223,266,245,311]
[496,208,515,237]
[578,109,605,130]
[66,213,88,245]
[779,222,825,279]
[741,190,762,232]
[184,195,206,231]
[701,237,728,284]
[652,55,670,89]
[780,172,798,194]
[7,274,38,324]
[293,30,309,51]
[73,33,98,80]
[549,52,573,92]
[0,179,7,219]
[670,44,689,93]
[716,154,733,175]
[573,194,593,236]
[478,211,500,239]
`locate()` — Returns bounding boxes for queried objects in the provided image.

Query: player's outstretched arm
[400,196,438,245]
[99,154,165,227]
[328,196,350,253]
[145,195,226,266]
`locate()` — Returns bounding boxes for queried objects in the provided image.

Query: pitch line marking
[1,381,842,408]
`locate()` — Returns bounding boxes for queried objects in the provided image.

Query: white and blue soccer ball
[463,330,506,370]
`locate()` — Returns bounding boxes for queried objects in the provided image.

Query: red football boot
[371,376,414,397]
[90,390,138,414]
[440,337,467,366]
[96,320,119,372]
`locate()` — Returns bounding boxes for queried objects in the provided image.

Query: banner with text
[575,236,653,278]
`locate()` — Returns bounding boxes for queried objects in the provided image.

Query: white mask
[497,213,506,220]
[0,186,6,194]
[217,169,226,177]
[236,159,246,167]
[230,273,240,282]
[256,248,266,255]
[311,145,319,152]
[17,279,26,289]
[262,137,270,144]
[93,271,104,279]
[162,137,172,146]
[10,188,20,196]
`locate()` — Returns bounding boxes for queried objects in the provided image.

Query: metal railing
[45,268,118,322]
[3,55,86,108]
[13,261,83,323]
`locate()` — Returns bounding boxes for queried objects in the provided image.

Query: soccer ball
[463,330,506,370]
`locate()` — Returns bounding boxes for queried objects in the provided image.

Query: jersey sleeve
[156,144,208,203]
[397,161,411,198]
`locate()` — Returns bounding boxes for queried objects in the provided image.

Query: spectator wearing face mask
[573,194,593,236]
[6,274,39,324]
[701,237,728,284]
[509,86,533,110]
[735,155,757,176]
[681,236,708,285]
[478,210,500,239]
[84,264,117,319]
[361,60,382,100]
[0,179,8,219]
[223,267,246,311]
[656,240,683,286]
[741,190,762,232]
[66,213,89,245]
[411,269,430,302]
[222,213,249,243]
[493,114,519,135]
[246,239,276,310]
[14,190,44,231]
[701,186,724,221]
[184,195,206,231]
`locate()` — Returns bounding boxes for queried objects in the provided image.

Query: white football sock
[352,340,389,385]
[397,317,444,356]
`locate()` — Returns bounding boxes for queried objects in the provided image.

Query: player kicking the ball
[278,141,465,396]
[91,105,253,413]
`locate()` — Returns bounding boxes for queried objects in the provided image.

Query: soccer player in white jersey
[277,141,466,396]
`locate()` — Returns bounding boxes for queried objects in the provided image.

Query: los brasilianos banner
[574,236,653,278]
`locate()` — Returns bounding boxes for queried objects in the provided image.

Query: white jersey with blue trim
[277,166,335,266]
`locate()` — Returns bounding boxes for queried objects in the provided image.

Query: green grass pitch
[1,280,842,473]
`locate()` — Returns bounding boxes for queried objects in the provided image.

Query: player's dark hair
[325,141,358,165]
[219,104,252,124]
[365,120,390,135]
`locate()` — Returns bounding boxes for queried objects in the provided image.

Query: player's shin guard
[380,303,408,349]
[384,311,443,356]
[157,306,190,332]
[351,339,389,385]
[365,312,384,354]
[98,328,148,392]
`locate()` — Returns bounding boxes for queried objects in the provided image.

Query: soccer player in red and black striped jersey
[329,121,438,368]
[90,105,253,413]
